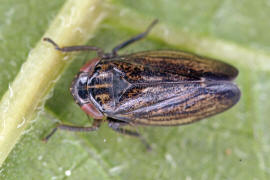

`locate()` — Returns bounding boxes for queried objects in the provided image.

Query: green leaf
[1,0,270,179]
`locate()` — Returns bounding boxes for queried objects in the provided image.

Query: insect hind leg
[107,118,151,151]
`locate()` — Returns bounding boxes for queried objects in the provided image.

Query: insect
[43,20,240,147]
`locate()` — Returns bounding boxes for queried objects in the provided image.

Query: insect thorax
[87,64,131,114]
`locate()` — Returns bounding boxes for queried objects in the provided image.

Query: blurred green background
[1,0,270,179]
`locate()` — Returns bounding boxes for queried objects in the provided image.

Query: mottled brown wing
[96,50,240,125]
[108,81,240,125]
[123,50,238,81]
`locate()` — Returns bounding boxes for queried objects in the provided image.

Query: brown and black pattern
[83,50,240,126]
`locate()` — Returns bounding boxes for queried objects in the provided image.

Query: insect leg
[109,124,140,136]
[111,19,158,56]
[42,119,102,142]
[43,38,104,57]
[108,118,151,151]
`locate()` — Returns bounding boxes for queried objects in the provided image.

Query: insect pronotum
[43,19,241,148]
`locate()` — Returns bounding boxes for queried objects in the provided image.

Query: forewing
[109,81,240,125]
[122,50,238,81]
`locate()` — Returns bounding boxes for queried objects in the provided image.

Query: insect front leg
[43,38,104,57]
[43,119,102,142]
[107,118,151,151]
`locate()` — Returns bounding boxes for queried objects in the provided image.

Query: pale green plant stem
[0,0,108,166]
